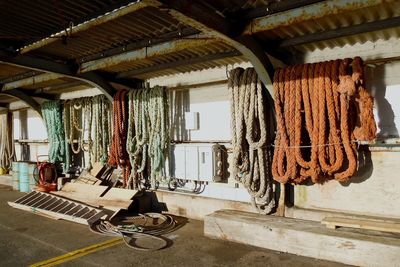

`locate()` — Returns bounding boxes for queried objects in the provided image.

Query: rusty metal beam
[242,0,392,35]
[2,73,64,91]
[279,15,400,48]
[19,0,162,54]
[80,27,200,63]
[117,50,241,78]
[0,52,116,101]
[0,89,42,116]
[153,0,275,97]
[241,0,323,20]
[79,36,214,73]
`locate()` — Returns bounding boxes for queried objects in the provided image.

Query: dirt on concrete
[0,185,349,267]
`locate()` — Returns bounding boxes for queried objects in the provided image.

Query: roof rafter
[0,51,116,101]
[152,0,276,98]
[0,89,42,116]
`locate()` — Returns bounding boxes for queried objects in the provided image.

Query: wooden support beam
[279,16,400,48]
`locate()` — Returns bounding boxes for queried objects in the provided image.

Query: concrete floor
[0,185,348,267]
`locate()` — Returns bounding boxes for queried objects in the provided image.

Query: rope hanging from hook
[228,67,275,214]
[272,57,376,184]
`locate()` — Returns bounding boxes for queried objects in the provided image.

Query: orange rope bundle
[272,57,376,184]
[109,89,131,187]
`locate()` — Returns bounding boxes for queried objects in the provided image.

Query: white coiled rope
[229,67,275,214]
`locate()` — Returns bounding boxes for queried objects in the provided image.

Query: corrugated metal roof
[100,41,243,78]
[254,1,400,53]
[0,0,135,49]
[29,6,196,60]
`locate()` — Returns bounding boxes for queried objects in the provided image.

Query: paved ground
[0,185,348,267]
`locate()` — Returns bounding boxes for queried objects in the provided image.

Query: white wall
[294,38,400,219]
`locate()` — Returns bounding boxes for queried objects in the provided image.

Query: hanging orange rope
[272,57,376,184]
[109,89,131,187]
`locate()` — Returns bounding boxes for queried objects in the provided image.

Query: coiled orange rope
[272,57,376,184]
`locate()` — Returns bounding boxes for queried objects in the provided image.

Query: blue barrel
[19,162,30,192]
[11,162,19,190]
[28,163,37,192]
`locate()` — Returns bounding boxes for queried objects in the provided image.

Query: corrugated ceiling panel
[31,6,194,60]
[0,0,128,48]
[101,41,238,73]
[255,1,400,53]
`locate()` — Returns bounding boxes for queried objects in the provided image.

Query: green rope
[42,100,69,172]
[127,86,169,189]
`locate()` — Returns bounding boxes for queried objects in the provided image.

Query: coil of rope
[42,101,69,173]
[127,87,169,189]
[92,95,112,164]
[64,97,93,169]
[228,67,275,214]
[90,213,176,251]
[109,90,131,187]
[272,57,376,184]
[0,113,15,171]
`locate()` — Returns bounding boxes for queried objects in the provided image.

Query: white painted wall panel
[295,38,400,219]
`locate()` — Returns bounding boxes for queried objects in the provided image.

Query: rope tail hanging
[229,67,275,214]
[92,95,112,164]
[127,86,169,189]
[42,100,69,173]
[272,57,376,184]
[0,112,15,171]
[109,89,131,187]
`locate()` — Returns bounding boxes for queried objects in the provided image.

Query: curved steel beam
[0,53,116,101]
[152,0,276,98]
[0,89,42,116]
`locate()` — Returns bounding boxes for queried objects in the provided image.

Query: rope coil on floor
[90,213,176,251]
[272,57,376,184]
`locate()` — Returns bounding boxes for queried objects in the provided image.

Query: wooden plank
[59,182,108,197]
[90,162,106,178]
[102,187,139,201]
[322,217,400,234]
[52,182,136,211]
[50,191,133,211]
[205,210,400,267]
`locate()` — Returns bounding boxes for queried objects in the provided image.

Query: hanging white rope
[229,67,275,214]
[63,95,111,170]
[0,113,15,170]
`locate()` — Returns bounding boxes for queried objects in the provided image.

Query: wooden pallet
[8,191,105,225]
[322,217,400,234]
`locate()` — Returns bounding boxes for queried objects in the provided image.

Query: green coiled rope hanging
[42,100,70,173]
